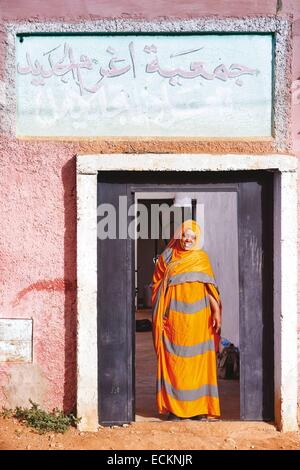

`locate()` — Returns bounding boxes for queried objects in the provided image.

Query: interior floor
[135,308,240,422]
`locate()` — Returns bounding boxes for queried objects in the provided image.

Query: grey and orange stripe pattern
[153,246,221,418]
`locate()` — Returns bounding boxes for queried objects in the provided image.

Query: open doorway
[96,170,274,426]
[77,153,298,432]
[135,191,240,422]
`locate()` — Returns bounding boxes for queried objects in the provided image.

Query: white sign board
[0,319,33,362]
[16,34,273,137]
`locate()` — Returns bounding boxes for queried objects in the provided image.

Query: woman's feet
[167,412,220,421]
[167,412,183,421]
[191,414,208,421]
[191,414,221,422]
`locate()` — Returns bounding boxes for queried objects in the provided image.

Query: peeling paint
[1,364,48,410]
[0,319,32,363]
[245,233,263,274]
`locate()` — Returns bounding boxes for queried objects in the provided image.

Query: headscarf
[151,219,221,353]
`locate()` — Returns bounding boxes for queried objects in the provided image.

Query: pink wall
[0,0,300,413]
[0,139,78,411]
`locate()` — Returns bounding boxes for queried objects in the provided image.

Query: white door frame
[76,153,298,432]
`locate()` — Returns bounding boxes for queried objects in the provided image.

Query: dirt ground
[1,416,300,450]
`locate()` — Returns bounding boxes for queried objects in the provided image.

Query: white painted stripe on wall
[76,171,99,432]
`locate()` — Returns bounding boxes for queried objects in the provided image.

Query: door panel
[97,180,134,425]
[238,178,274,420]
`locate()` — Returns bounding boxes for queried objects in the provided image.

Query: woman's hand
[212,311,221,334]
[208,294,221,334]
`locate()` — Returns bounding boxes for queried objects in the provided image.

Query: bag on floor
[217,344,240,380]
[136,319,152,332]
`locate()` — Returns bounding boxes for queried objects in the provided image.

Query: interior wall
[136,191,240,346]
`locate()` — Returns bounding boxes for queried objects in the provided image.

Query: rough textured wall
[0,138,78,411]
[0,0,300,414]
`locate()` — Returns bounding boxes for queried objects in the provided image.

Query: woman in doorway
[151,219,222,421]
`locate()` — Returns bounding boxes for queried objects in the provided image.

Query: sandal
[168,412,183,421]
[207,416,221,422]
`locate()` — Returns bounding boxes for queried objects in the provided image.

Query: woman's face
[180,228,197,250]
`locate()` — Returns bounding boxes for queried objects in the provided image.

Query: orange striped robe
[152,246,221,418]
